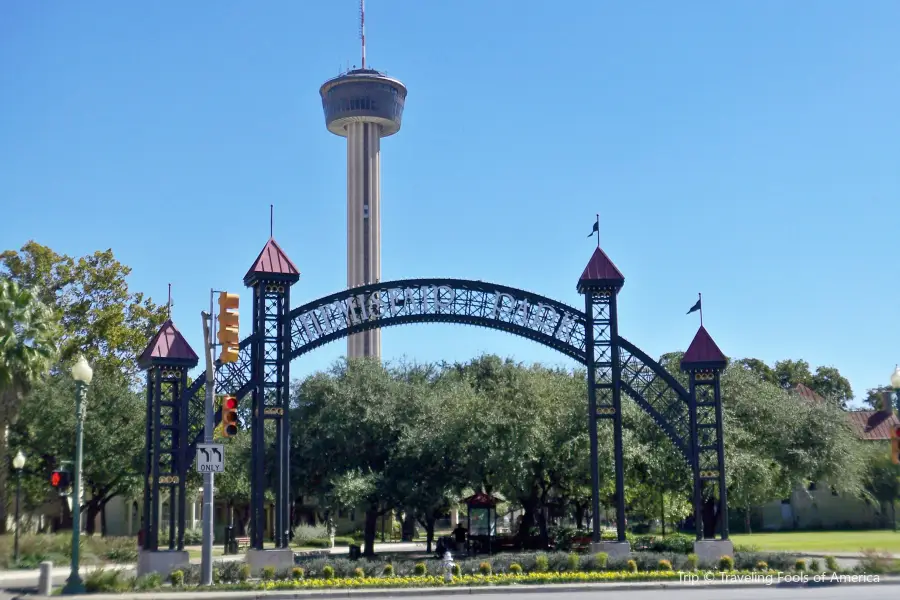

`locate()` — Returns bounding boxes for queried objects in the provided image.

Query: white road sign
[196,443,224,473]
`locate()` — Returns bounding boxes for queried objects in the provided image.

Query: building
[754,384,897,531]
[318,5,408,360]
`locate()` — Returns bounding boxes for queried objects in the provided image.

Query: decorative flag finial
[167,283,173,319]
[687,293,703,326]
[270,204,274,238]
[587,214,599,247]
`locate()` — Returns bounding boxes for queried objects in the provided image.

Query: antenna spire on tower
[359,0,366,69]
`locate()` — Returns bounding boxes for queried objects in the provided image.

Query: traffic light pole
[200,294,215,587]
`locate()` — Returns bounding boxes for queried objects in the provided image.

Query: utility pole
[200,298,215,586]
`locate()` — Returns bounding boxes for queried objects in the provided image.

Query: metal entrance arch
[152,239,730,555]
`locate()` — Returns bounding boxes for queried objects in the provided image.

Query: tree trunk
[86,500,100,535]
[660,491,666,536]
[363,505,379,557]
[745,506,752,534]
[575,504,585,530]
[425,514,436,553]
[101,502,108,536]
[893,501,896,532]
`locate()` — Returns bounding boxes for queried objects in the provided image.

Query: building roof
[138,320,199,369]
[577,246,625,293]
[847,410,900,441]
[680,326,727,370]
[464,492,499,507]
[793,383,825,404]
[243,237,300,286]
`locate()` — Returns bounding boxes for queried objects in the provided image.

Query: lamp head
[71,355,93,384]
[12,450,25,470]
[891,365,900,391]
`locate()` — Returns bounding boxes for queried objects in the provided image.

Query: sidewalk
[21,576,900,600]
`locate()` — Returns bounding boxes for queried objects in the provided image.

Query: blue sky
[2,1,898,404]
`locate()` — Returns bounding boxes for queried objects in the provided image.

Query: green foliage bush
[134,573,162,591]
[629,534,694,554]
[809,559,820,572]
[84,568,128,593]
[304,536,355,548]
[0,534,138,569]
[262,566,276,581]
[626,559,637,573]
[756,561,768,571]
[657,559,672,571]
[825,556,839,572]
[414,562,427,576]
[382,564,394,577]
[322,565,335,579]
[567,553,580,571]
[686,553,699,571]
[479,561,492,575]
[451,564,461,577]
[509,563,522,574]
[718,556,734,571]
[594,552,608,569]
[794,559,806,571]
[183,528,203,546]
[353,567,365,578]
[170,570,185,586]
[534,554,549,573]
[238,564,251,582]
[292,524,328,545]
[292,567,305,580]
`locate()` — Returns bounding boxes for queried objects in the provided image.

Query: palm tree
[0,277,58,532]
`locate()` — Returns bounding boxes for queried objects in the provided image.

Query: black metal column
[280,286,292,547]
[142,371,154,550]
[714,373,729,540]
[608,292,626,543]
[176,372,188,550]
[251,285,266,550]
[688,373,703,541]
[582,294,601,544]
[151,367,162,551]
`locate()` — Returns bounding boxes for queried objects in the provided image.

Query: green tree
[864,448,900,530]
[0,277,58,533]
[864,386,894,410]
[9,366,144,534]
[0,241,167,376]
[809,366,853,408]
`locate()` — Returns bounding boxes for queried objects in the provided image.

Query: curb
[16,577,900,600]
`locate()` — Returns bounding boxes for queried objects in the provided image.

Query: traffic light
[217,292,240,363]
[892,426,900,465]
[50,469,70,493]
[222,395,239,437]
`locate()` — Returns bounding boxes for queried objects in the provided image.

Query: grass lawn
[731,530,900,553]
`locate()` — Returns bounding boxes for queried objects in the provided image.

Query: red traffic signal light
[222,396,239,437]
[50,469,70,491]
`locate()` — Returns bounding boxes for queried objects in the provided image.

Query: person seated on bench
[452,523,467,552]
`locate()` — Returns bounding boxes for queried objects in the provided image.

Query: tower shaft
[346,121,381,358]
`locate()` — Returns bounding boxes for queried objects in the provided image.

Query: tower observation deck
[319,65,407,359]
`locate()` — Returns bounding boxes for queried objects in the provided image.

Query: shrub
[594,552,608,570]
[630,533,695,554]
[292,523,328,545]
[261,566,276,581]
[567,553,580,571]
[218,561,245,583]
[133,573,162,591]
[451,564,461,577]
[809,559,820,572]
[322,565,335,580]
[825,556,839,572]
[756,561,768,571]
[292,567,304,580]
[657,559,672,571]
[169,570,185,586]
[718,555,734,571]
[84,569,127,593]
[353,567,365,578]
[686,553,699,571]
[479,561,492,575]
[238,564,251,582]
[534,554,549,573]
[414,562,427,576]
[794,559,806,571]
[183,528,203,545]
[509,563,522,574]
[382,564,394,577]
[626,559,637,573]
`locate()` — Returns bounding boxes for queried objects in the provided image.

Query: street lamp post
[62,355,92,596]
[12,450,25,565]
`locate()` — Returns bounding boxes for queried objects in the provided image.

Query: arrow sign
[196,443,225,473]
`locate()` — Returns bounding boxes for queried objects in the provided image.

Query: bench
[235,536,250,551]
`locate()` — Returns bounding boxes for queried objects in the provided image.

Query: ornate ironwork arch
[286,278,589,362]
